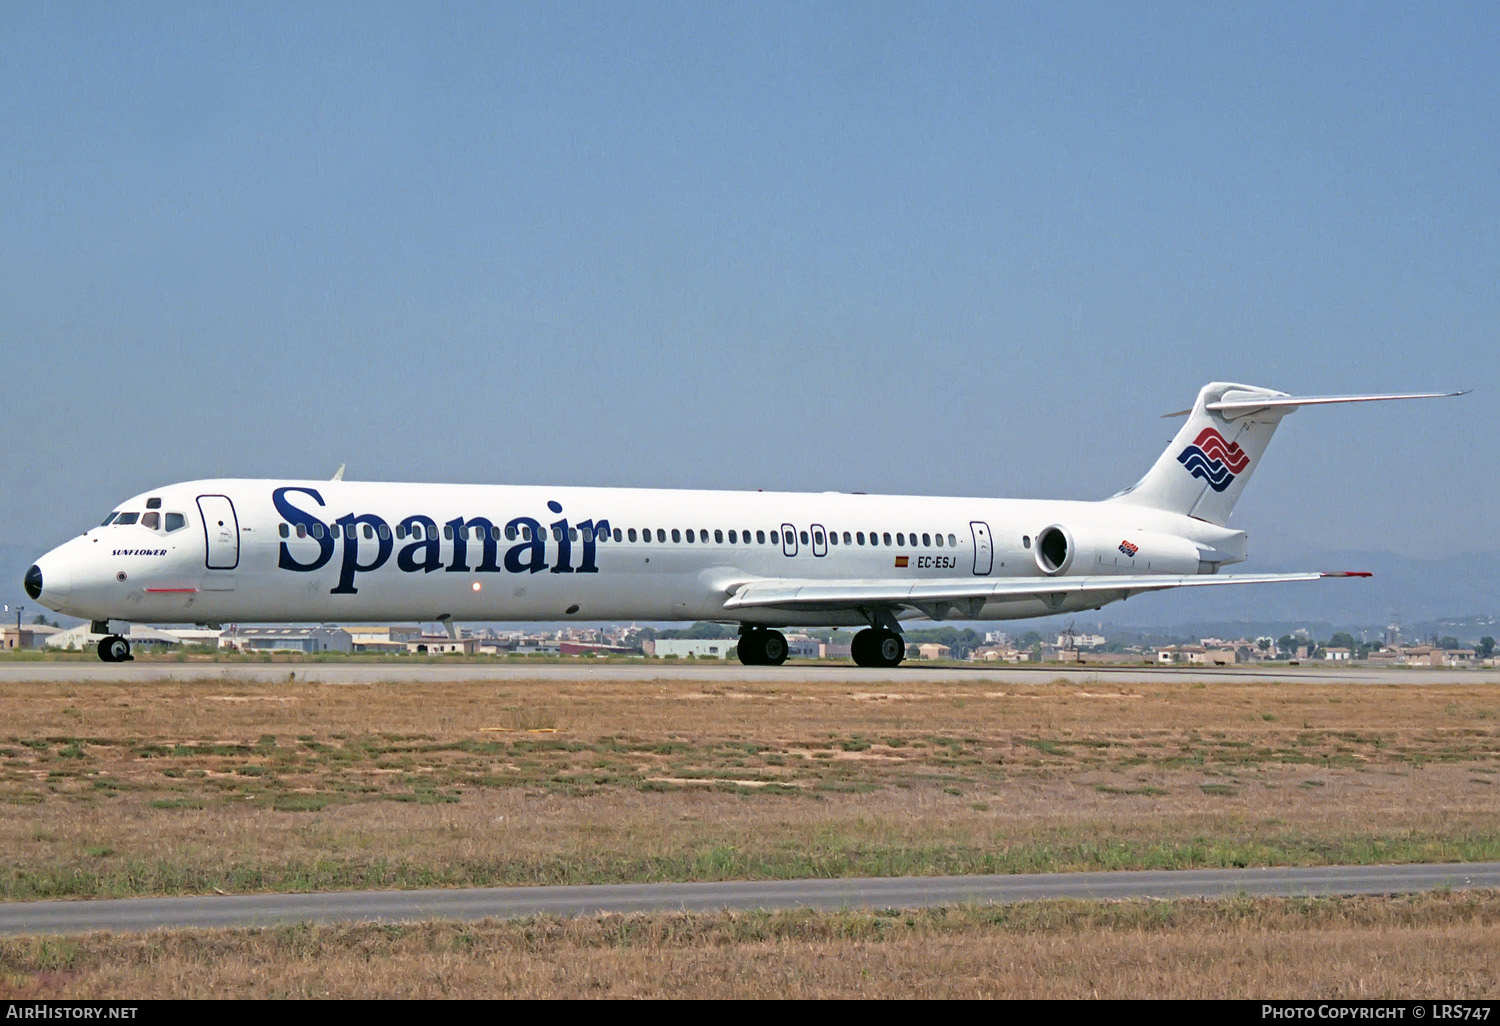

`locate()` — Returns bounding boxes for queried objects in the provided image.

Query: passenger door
[780,523,798,558]
[197,495,240,570]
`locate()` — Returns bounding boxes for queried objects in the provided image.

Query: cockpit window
[165,513,186,533]
[101,512,118,526]
[141,512,160,530]
[114,512,140,526]
[146,497,162,510]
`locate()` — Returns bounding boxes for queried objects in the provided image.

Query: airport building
[647,638,738,659]
[0,625,59,650]
[345,625,423,653]
[222,627,353,654]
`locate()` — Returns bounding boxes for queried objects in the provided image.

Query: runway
[0,660,1496,685]
[3,863,1497,936]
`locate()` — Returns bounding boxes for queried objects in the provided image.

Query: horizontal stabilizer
[1205,389,1468,417]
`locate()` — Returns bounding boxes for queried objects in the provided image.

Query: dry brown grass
[2,892,1497,998]
[1,676,1496,896]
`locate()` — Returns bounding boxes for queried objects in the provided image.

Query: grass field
[0,675,1495,899]
[3,892,1497,998]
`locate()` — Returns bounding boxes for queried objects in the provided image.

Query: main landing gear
[851,628,904,668]
[96,635,132,663]
[737,628,789,666]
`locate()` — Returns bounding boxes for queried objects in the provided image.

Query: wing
[722,571,1370,619]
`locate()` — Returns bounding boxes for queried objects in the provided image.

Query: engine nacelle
[1033,524,1208,577]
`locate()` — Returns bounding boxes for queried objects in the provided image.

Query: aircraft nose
[23,564,42,601]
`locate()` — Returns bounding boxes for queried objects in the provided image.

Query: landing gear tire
[97,635,132,663]
[851,628,902,667]
[736,630,765,666]
[873,629,904,668]
[736,629,788,667]
[760,630,788,666]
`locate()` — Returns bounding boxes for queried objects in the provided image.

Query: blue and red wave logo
[1118,540,1139,557]
[1177,428,1250,492]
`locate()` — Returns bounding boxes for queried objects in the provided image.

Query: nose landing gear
[96,635,132,662]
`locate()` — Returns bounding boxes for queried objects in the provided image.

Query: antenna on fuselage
[332,464,346,481]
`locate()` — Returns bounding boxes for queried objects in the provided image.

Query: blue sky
[2,2,1496,583]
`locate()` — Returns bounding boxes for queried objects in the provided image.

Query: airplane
[23,382,1463,666]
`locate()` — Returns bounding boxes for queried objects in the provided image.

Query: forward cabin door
[197,495,240,570]
[970,521,993,576]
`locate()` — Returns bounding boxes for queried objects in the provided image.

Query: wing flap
[723,571,1366,612]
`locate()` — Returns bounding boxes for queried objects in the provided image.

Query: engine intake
[1034,524,1206,577]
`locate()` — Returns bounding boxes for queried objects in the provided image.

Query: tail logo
[1177,428,1250,492]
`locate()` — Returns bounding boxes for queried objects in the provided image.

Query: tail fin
[1109,382,1466,525]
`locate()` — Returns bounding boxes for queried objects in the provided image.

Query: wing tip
[1320,571,1374,578]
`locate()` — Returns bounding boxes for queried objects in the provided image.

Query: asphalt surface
[3,863,1497,936]
[1,661,1496,685]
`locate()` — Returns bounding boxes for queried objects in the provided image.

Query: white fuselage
[30,478,1248,628]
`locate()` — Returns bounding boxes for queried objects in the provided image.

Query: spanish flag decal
[894,555,909,568]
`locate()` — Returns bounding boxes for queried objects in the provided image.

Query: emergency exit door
[970,521,993,576]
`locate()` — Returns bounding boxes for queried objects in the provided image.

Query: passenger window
[828,532,837,546]
[813,529,824,546]
[628,528,638,542]
[922,533,931,547]
[297,524,308,539]
[1023,535,1031,549]
[115,512,139,525]
[279,523,289,539]
[949,534,957,547]
[882,532,891,545]
[857,532,865,545]
[444,526,454,540]
[800,531,809,545]
[671,529,681,543]
[380,525,392,540]
[311,523,324,539]
[521,526,532,541]
[581,528,593,542]
[139,512,159,530]
[770,531,778,545]
[412,524,424,541]
[757,530,766,544]
[656,529,665,542]
[686,529,695,543]
[364,525,375,540]
[843,531,852,545]
[504,525,516,540]
[165,513,186,533]
[727,530,736,544]
[346,524,357,540]
[896,533,905,546]
[613,528,622,542]
[934,533,943,547]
